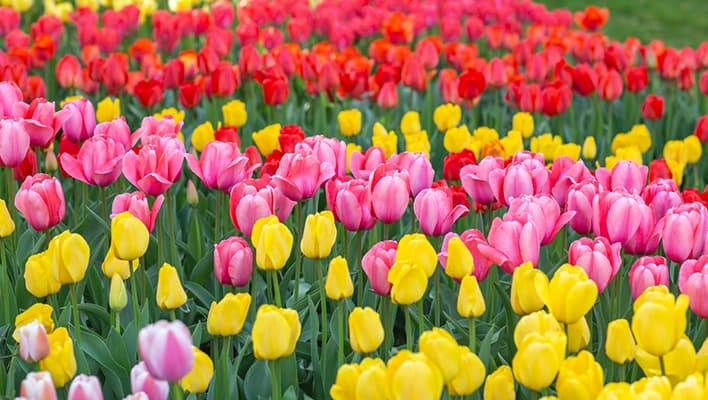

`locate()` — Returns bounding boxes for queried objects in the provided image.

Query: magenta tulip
[15,173,66,231]
[565,178,599,234]
[296,135,347,177]
[131,116,182,145]
[505,193,575,245]
[679,255,708,318]
[661,202,708,263]
[413,187,468,236]
[479,217,540,274]
[111,192,164,233]
[0,81,23,118]
[361,240,397,296]
[138,320,194,382]
[628,256,670,300]
[60,135,126,186]
[592,190,648,246]
[325,177,376,231]
[122,136,185,196]
[61,98,96,143]
[642,178,683,220]
[271,149,335,201]
[94,118,132,149]
[568,237,622,292]
[595,159,648,194]
[389,152,434,196]
[622,201,662,255]
[350,146,386,180]
[488,156,550,206]
[68,375,104,400]
[0,119,30,168]
[130,362,168,400]
[186,141,259,193]
[459,156,505,205]
[368,163,410,224]
[438,229,494,281]
[13,98,69,148]
[549,156,593,207]
[214,236,253,287]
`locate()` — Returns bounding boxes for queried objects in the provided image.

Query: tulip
[95,98,121,123]
[0,119,30,168]
[14,303,54,342]
[213,236,253,287]
[454,275,485,319]
[438,230,493,282]
[547,264,598,324]
[59,135,125,186]
[510,262,549,316]
[325,177,377,231]
[361,240,397,296]
[111,211,149,262]
[14,98,68,149]
[252,305,301,360]
[678,256,708,318]
[338,109,362,137]
[101,245,139,280]
[641,94,665,120]
[251,123,281,157]
[252,215,293,271]
[222,99,247,127]
[138,320,194,381]
[442,237,474,279]
[662,203,708,263]
[368,164,411,224]
[396,234,437,277]
[419,328,461,384]
[68,374,103,400]
[271,149,335,201]
[549,157,594,208]
[606,319,636,364]
[20,371,57,400]
[556,351,604,400]
[47,230,90,284]
[180,347,214,394]
[413,187,468,237]
[488,156,550,206]
[480,217,541,274]
[186,141,258,193]
[695,115,708,142]
[155,263,187,310]
[325,256,354,300]
[109,274,127,312]
[514,311,563,349]
[389,152,434,196]
[582,136,597,159]
[111,192,163,233]
[18,320,50,363]
[596,160,648,194]
[433,104,461,132]
[301,211,337,259]
[330,363,360,399]
[61,98,96,142]
[672,373,705,398]
[371,123,398,158]
[505,194,575,246]
[636,335,696,382]
[207,293,251,337]
[628,256,670,300]
[330,358,387,400]
[568,237,622,293]
[387,260,429,305]
[24,250,62,298]
[122,136,185,196]
[387,350,444,400]
[15,174,65,231]
[512,331,566,391]
[229,178,295,236]
[348,307,384,354]
[632,286,689,357]
[39,328,77,388]
[567,316,591,353]
[0,199,14,238]
[642,178,683,219]
[566,179,599,234]
[592,190,652,246]
[130,362,169,400]
[349,147,386,181]
[447,346,485,396]
[484,365,515,400]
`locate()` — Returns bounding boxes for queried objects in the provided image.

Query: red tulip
[401,57,426,92]
[210,61,240,98]
[443,149,477,181]
[134,79,164,108]
[541,81,572,116]
[641,94,664,120]
[574,6,609,31]
[457,68,486,100]
[15,173,65,231]
[649,159,673,182]
[626,66,649,93]
[376,81,399,108]
[695,115,708,142]
[55,55,81,89]
[599,69,623,101]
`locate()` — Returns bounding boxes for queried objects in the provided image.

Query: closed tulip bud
[683,136,702,164]
[14,303,55,342]
[180,347,213,394]
[672,373,705,399]
[448,346,485,396]
[457,275,485,318]
[213,236,253,287]
[109,274,128,312]
[512,331,566,391]
[444,237,474,279]
[130,362,169,400]
[484,365,515,400]
[388,260,429,305]
[155,263,187,310]
[0,199,14,237]
[512,112,534,139]
[556,351,604,400]
[510,262,549,316]
[252,123,282,157]
[582,136,597,159]
[24,250,62,298]
[325,256,354,300]
[400,111,422,136]
[420,328,461,383]
[111,211,149,261]
[301,211,337,259]
[68,374,104,400]
[20,371,57,400]
[101,247,138,280]
[396,233,437,277]
[606,319,636,364]
[433,103,462,132]
[632,285,689,357]
[139,320,194,382]
[372,123,398,158]
[191,121,215,153]
[387,350,444,400]
[547,264,598,324]
[330,363,361,399]
[207,293,251,336]
[348,307,384,354]
[252,305,301,360]
[39,328,77,388]
[338,109,362,137]
[514,310,562,349]
[252,215,293,270]
[222,99,247,127]
[567,316,591,353]
[45,148,58,173]
[186,180,198,206]
[18,320,50,363]
[48,231,90,285]
[96,97,120,123]
[355,358,388,400]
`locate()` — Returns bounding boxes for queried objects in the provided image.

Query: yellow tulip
[434,104,461,132]
[180,347,214,393]
[631,286,689,357]
[252,215,293,271]
[556,143,581,161]
[111,211,149,261]
[683,135,702,164]
[355,358,388,400]
[596,382,634,400]
[372,122,398,158]
[514,310,562,349]
[445,237,474,279]
[95,97,121,123]
[252,305,301,360]
[109,274,127,312]
[191,121,215,153]
[567,316,591,353]
[39,328,77,388]
[222,99,247,127]
[672,373,704,399]
[14,303,54,342]
[387,350,444,400]
[556,351,604,400]
[582,136,597,159]
[443,125,473,154]
[24,251,62,298]
[325,256,354,300]
[419,328,461,383]
[636,335,696,383]
[605,146,644,169]
[697,337,708,372]
[664,140,688,165]
[400,111,421,136]
[348,307,384,354]
[346,143,362,174]
[457,275,485,318]
[448,346,485,396]
[10,0,32,12]
[207,293,251,336]
[48,231,91,285]
[546,264,598,324]
[510,262,549,316]
[155,263,187,310]
[301,211,337,259]
[500,130,524,159]
[530,133,562,160]
[472,126,499,146]
[512,331,566,391]
[666,159,686,186]
[45,149,58,173]
[484,365,515,400]
[338,109,362,137]
[101,247,139,280]
[330,363,360,400]
[512,112,534,139]
[605,319,636,364]
[404,130,430,158]
[627,124,652,153]
[252,123,282,157]
[0,199,15,237]
[630,376,672,399]
[153,107,185,123]
[396,234,437,277]
[387,260,428,305]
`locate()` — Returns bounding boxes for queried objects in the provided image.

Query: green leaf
[244,360,271,400]
[189,252,214,284]
[80,330,129,399]
[185,281,216,308]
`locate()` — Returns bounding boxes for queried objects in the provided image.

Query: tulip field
[2,0,708,399]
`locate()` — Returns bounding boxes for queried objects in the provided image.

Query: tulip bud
[111,211,149,261]
[448,346,485,396]
[514,310,562,349]
[457,275,485,318]
[400,111,422,136]
[325,256,354,300]
[252,305,301,360]
[419,328,461,384]
[20,371,57,400]
[45,148,58,173]
[14,303,55,342]
[348,307,384,354]
[567,316,591,353]
[510,262,549,316]
[180,347,214,394]
[433,103,461,132]
[155,263,187,310]
[252,215,293,271]
[512,112,534,138]
[484,365,515,400]
[18,320,50,363]
[301,211,337,259]
[338,109,362,137]
[512,330,566,391]
[387,350,444,400]
[68,374,104,400]
[547,264,598,324]
[556,351,604,400]
[48,230,91,284]
[444,237,474,279]
[207,293,251,336]
[0,199,14,238]
[139,320,195,382]
[632,286,689,357]
[109,274,128,312]
[582,136,597,159]
[186,180,198,207]
[39,327,78,388]
[191,121,215,153]
[222,99,247,128]
[24,250,62,298]
[605,319,636,364]
[388,260,429,305]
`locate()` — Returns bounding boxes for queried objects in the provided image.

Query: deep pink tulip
[549,156,593,207]
[0,119,30,167]
[389,152,434,196]
[413,187,468,236]
[628,256,670,300]
[0,81,23,117]
[186,141,259,193]
[488,156,550,206]
[271,149,335,201]
[459,156,505,205]
[111,192,164,233]
[94,118,132,149]
[679,255,708,318]
[214,236,253,287]
[12,98,69,148]
[368,163,411,224]
[15,173,65,231]
[505,194,575,245]
[61,98,96,143]
[642,178,683,220]
[325,177,376,231]
[122,136,185,196]
[131,116,182,145]
[138,320,194,382]
[565,178,599,234]
[350,146,386,181]
[229,178,295,236]
[68,375,103,400]
[568,237,622,292]
[59,135,126,186]
[18,320,50,363]
[20,371,57,400]
[593,190,648,245]
[479,217,541,274]
[130,362,168,400]
[438,230,494,281]
[295,135,347,177]
[361,240,397,296]
[662,202,708,263]
[622,201,662,255]
[595,159,648,194]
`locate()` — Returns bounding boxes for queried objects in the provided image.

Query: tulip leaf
[243,359,271,400]
[184,281,216,308]
[478,325,501,371]
[107,327,131,371]
[189,252,214,284]
[80,330,129,399]
[85,206,110,232]
[78,303,112,330]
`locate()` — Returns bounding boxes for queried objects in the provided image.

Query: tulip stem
[294,204,303,303]
[383,298,391,358]
[5,167,15,227]
[171,382,184,400]
[166,192,179,267]
[337,300,345,366]
[270,359,282,400]
[317,259,328,381]
[417,300,425,337]
[114,310,120,334]
[100,186,108,225]
[70,284,81,345]
[222,336,231,398]
[468,317,476,353]
[434,269,440,327]
[355,233,364,304]
[659,355,666,376]
[271,270,282,307]
[215,191,222,243]
[618,363,625,381]
[0,238,9,325]
[404,305,413,350]
[129,265,140,330]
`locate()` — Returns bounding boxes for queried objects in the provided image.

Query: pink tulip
[488,156,550,206]
[568,237,622,292]
[565,178,599,234]
[642,178,683,220]
[186,141,259,193]
[68,375,103,400]
[325,177,376,231]
[505,194,575,245]
[459,156,505,205]
[214,236,253,287]
[389,152,434,196]
[122,136,185,196]
[0,81,23,117]
[295,135,347,177]
[123,393,150,400]
[271,149,335,201]
[94,118,132,149]
[131,116,182,145]
[0,119,30,167]
[18,320,50,363]
[61,98,96,143]
[138,320,194,382]
[350,146,386,181]
[479,217,540,274]
[20,371,57,400]
[628,256,670,300]
[592,190,648,246]
[130,362,168,400]
[622,201,662,255]
[361,240,397,296]
[111,192,164,233]
[679,255,708,318]
[229,178,295,236]
[368,163,410,224]
[15,173,65,231]
[413,187,468,236]
[549,156,593,207]
[662,202,708,263]
[13,98,69,148]
[59,135,126,186]
[438,230,494,281]
[595,159,648,194]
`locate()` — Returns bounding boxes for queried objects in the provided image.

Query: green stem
[156,208,164,264]
[318,259,328,380]
[294,204,303,303]
[166,192,179,267]
[114,311,120,334]
[222,336,231,398]
[338,300,345,366]
[270,359,282,400]
[659,355,666,376]
[99,186,108,224]
[193,208,204,260]
[82,183,88,221]
[271,270,282,307]
[0,238,9,325]
[417,300,425,337]
[5,167,15,226]
[383,297,391,358]
[171,382,184,400]
[618,363,626,382]
[129,264,140,330]
[215,190,222,244]
[434,269,440,327]
[319,92,328,134]
[404,304,413,351]
[356,233,364,304]
[70,284,81,345]
[468,318,476,352]
[250,271,258,317]
[607,101,613,138]
[170,309,176,321]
